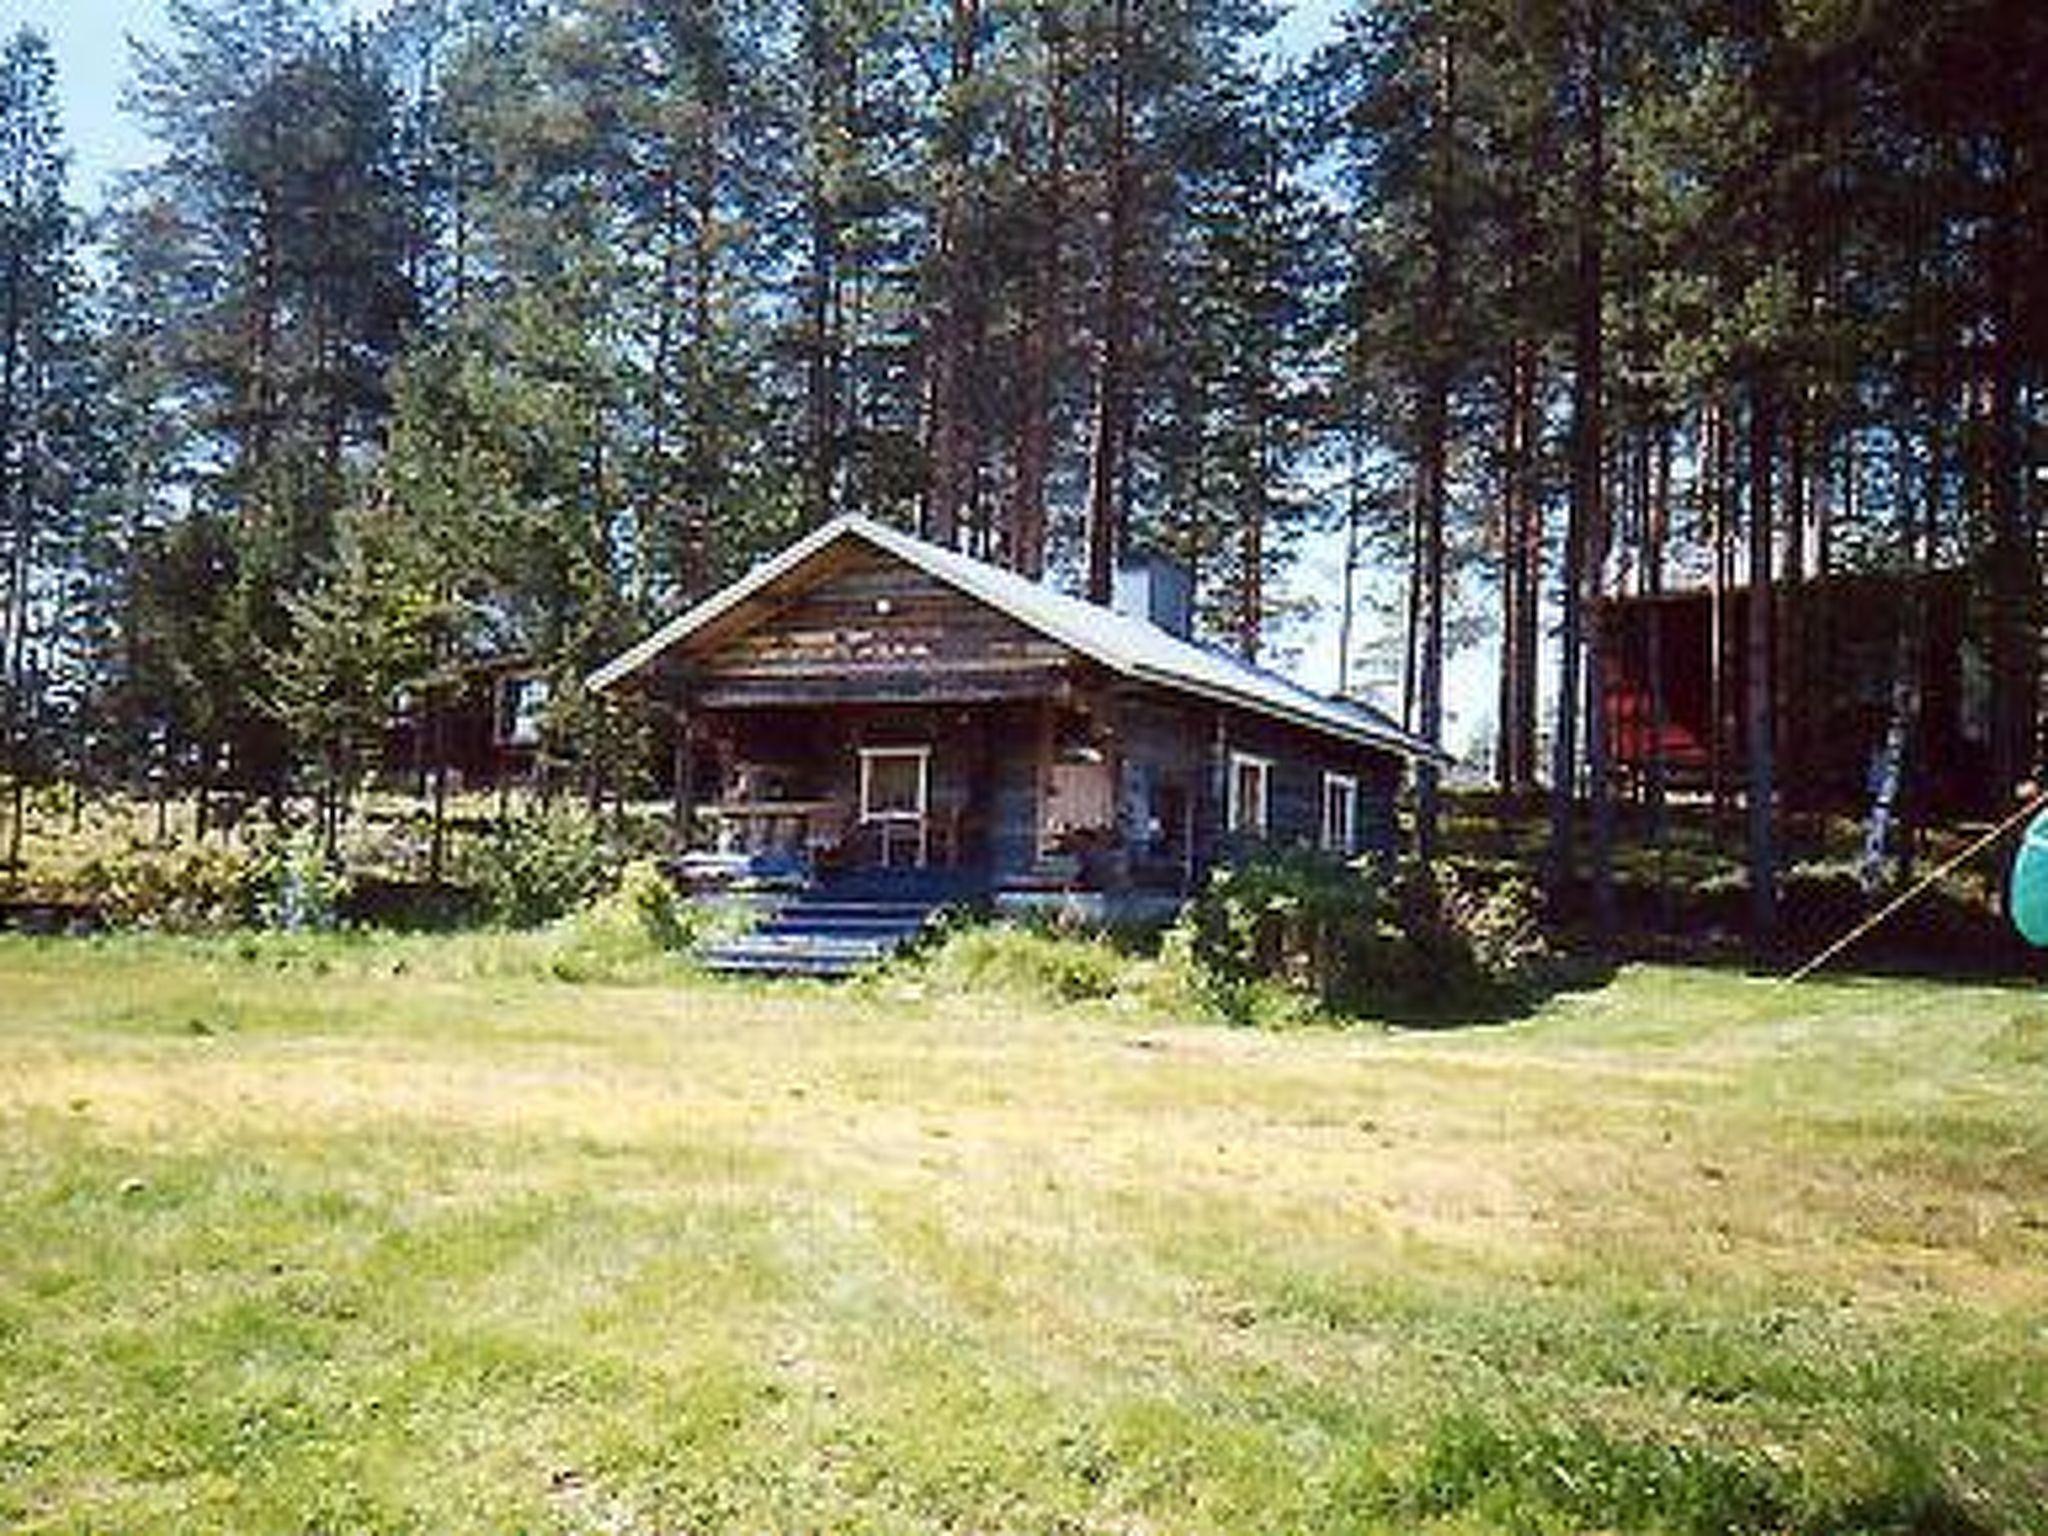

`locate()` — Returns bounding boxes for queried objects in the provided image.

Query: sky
[0,0,1494,756]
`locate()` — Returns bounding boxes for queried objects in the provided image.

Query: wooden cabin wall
[1602,572,1990,814]
[1206,707,1402,864]
[1058,689,1405,875]
[1112,693,1211,889]
[703,703,1003,869]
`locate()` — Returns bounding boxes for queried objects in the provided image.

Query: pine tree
[0,29,82,866]
[116,0,417,796]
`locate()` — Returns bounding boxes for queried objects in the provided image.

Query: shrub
[456,806,615,928]
[73,841,262,932]
[1176,851,1552,1023]
[250,830,350,932]
[546,859,748,982]
[912,921,1131,1004]
[1403,859,1552,999]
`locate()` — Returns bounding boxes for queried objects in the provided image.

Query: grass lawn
[2,935,2045,1533]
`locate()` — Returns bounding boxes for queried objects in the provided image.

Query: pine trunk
[922,0,980,549]
[1745,378,1778,943]
[1413,25,1455,863]
[1007,18,1067,580]
[1577,0,1612,937]
[1986,135,2036,803]
[1082,0,1133,606]
[801,3,846,526]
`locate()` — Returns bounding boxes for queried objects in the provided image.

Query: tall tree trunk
[1339,420,1366,698]
[1007,16,1066,579]
[1082,0,1134,606]
[1862,409,1933,887]
[1646,425,1672,925]
[0,176,31,877]
[801,2,846,527]
[1579,0,1613,935]
[1745,377,1778,944]
[682,112,720,594]
[1413,23,1455,863]
[1550,0,1605,909]
[1986,133,2036,804]
[1496,337,1539,798]
[922,0,980,549]
[1707,396,1734,830]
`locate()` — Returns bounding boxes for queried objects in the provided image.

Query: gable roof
[588,513,1446,762]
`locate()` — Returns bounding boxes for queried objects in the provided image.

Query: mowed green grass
[2,936,2046,1534]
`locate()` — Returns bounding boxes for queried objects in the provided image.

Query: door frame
[857,744,931,867]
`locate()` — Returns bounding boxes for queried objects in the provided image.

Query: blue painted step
[701,892,949,978]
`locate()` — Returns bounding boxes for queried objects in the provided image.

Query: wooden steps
[700,897,944,978]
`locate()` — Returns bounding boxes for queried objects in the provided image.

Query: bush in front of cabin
[1178,851,1551,1022]
[547,859,751,981]
[250,828,351,932]
[910,920,1130,1004]
[1403,859,1552,1002]
[455,805,616,927]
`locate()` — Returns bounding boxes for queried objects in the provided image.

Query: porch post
[671,705,694,849]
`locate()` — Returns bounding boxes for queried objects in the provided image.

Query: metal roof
[588,513,1446,762]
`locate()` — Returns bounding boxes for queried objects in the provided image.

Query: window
[859,747,929,819]
[1227,751,1271,837]
[1322,772,1359,855]
[494,674,550,747]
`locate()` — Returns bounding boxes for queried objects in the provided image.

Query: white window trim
[859,745,932,867]
[493,673,549,749]
[1322,771,1359,855]
[858,745,931,821]
[1227,751,1272,837]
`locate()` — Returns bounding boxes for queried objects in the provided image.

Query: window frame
[1227,750,1273,837]
[858,745,932,868]
[1321,771,1359,855]
[493,673,550,749]
[858,745,931,822]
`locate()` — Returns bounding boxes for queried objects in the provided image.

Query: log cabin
[588,514,1441,912]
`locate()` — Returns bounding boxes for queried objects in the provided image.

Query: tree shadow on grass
[1373,1410,2000,1536]
[1355,952,1621,1031]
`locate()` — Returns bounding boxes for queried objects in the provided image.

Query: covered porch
[667,693,1200,899]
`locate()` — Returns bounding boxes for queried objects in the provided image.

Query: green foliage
[908,921,1132,1006]
[249,830,349,933]
[69,841,258,931]
[453,807,616,929]
[62,823,356,934]
[545,859,746,982]
[1179,851,1553,1023]
[266,505,442,797]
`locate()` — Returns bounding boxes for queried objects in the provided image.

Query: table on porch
[702,799,844,856]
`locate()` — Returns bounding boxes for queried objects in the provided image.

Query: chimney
[1112,552,1194,639]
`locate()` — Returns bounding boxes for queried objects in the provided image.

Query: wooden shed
[589,515,1438,905]
[1599,569,1993,815]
